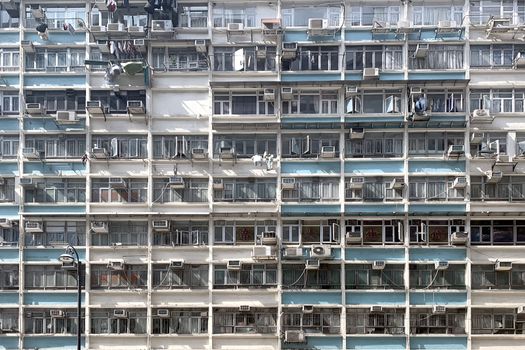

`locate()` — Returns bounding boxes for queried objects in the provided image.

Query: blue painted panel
[347,337,406,350]
[1,76,19,87]
[409,248,466,262]
[345,31,374,41]
[281,117,341,124]
[0,32,20,44]
[23,118,86,131]
[344,161,404,174]
[345,292,405,305]
[23,336,85,350]
[0,293,19,304]
[408,72,466,81]
[410,336,467,350]
[282,292,341,305]
[345,72,362,81]
[410,292,467,306]
[281,204,341,216]
[380,72,404,81]
[408,161,465,173]
[281,73,342,82]
[24,293,85,306]
[23,205,86,215]
[281,162,340,175]
[0,249,19,263]
[345,116,405,124]
[23,162,86,176]
[0,118,19,131]
[0,163,18,176]
[25,32,86,45]
[408,204,466,215]
[344,204,405,215]
[346,248,405,261]
[24,248,86,262]
[0,337,18,350]
[283,31,308,42]
[0,205,19,219]
[24,75,86,87]
[284,337,342,350]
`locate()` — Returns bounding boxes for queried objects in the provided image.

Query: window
[25,136,85,159]
[410,309,466,334]
[346,133,403,158]
[25,310,84,335]
[345,90,402,114]
[90,309,146,335]
[0,265,18,290]
[25,265,84,290]
[153,135,208,160]
[412,5,463,26]
[470,0,524,25]
[472,264,525,290]
[409,45,464,70]
[213,308,277,334]
[283,6,340,27]
[472,309,522,334]
[409,219,465,244]
[409,132,464,155]
[179,4,208,28]
[152,47,208,71]
[280,219,340,245]
[25,91,86,113]
[0,4,20,28]
[0,177,15,202]
[153,178,207,203]
[0,226,18,247]
[470,89,525,113]
[0,310,18,333]
[91,265,147,289]
[0,49,19,72]
[152,309,208,334]
[347,308,405,335]
[213,221,276,245]
[213,179,276,202]
[91,179,147,204]
[152,264,208,289]
[213,6,255,27]
[91,136,147,159]
[282,46,338,71]
[345,220,404,245]
[348,5,400,26]
[409,177,465,202]
[282,264,340,289]
[346,46,403,70]
[25,6,85,30]
[282,177,339,202]
[25,49,85,72]
[153,221,209,246]
[214,47,276,72]
[91,221,147,246]
[281,90,338,114]
[345,178,403,202]
[0,93,19,115]
[471,45,525,68]
[346,264,404,289]
[24,221,85,247]
[214,91,275,115]
[214,135,276,158]
[282,307,340,334]
[214,264,277,289]
[471,176,525,202]
[409,264,466,289]
[282,134,339,158]
[282,221,300,244]
[24,179,86,204]
[90,90,145,114]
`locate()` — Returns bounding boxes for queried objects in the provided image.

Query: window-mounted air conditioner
[20,178,35,187]
[157,309,170,317]
[281,87,294,100]
[350,127,365,140]
[256,46,267,59]
[0,218,12,228]
[434,261,449,270]
[91,221,109,233]
[50,310,64,318]
[372,261,386,270]
[495,260,513,271]
[91,147,108,159]
[227,23,244,31]
[261,231,278,245]
[432,305,446,314]
[438,20,458,29]
[348,177,364,189]
[447,145,465,157]
[169,259,184,269]
[86,100,106,114]
[25,221,43,233]
[370,306,383,312]
[191,148,208,159]
[471,109,493,123]
[25,103,43,115]
[109,177,127,188]
[284,330,305,343]
[388,179,404,190]
[55,111,77,123]
[264,88,275,101]
[113,309,128,318]
[168,176,185,189]
[363,67,379,79]
[108,259,125,271]
[451,177,467,189]
[451,231,468,245]
[305,259,320,270]
[281,178,296,190]
[346,86,358,97]
[107,23,125,32]
[281,42,298,60]
[320,146,336,158]
[487,170,503,183]
[151,20,173,32]
[346,231,362,244]
[127,100,145,114]
[128,25,144,34]
[308,18,328,30]
[152,220,170,232]
[91,25,107,33]
[414,43,429,58]
[227,260,242,270]
[213,178,224,190]
[470,132,484,144]
[302,305,314,313]
[22,147,40,159]
[239,305,251,312]
[195,40,207,53]
[252,246,276,260]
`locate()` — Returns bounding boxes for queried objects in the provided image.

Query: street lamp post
[58,245,82,350]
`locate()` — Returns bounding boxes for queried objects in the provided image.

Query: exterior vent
[432,306,446,314]
[281,178,296,190]
[305,259,320,270]
[91,221,109,233]
[282,247,303,259]
[195,40,207,53]
[25,221,43,233]
[157,309,170,317]
[22,147,40,159]
[372,261,386,270]
[113,309,128,318]
[109,177,127,188]
[91,147,108,159]
[451,231,468,245]
[310,245,331,259]
[55,111,77,123]
[151,20,173,32]
[348,177,365,189]
[284,330,305,343]
[107,259,126,271]
[363,68,379,79]
[495,261,513,271]
[169,259,184,269]
[152,220,170,231]
[435,261,449,270]
[227,260,242,270]
[127,100,145,114]
[227,23,244,31]
[320,146,336,158]
[168,176,185,189]
[264,88,275,101]
[350,127,365,140]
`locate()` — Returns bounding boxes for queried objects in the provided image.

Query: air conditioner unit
[128,25,144,34]
[195,40,207,53]
[311,245,331,259]
[435,261,449,270]
[346,231,362,244]
[410,87,423,96]
[281,178,296,190]
[108,259,125,271]
[22,147,40,159]
[191,148,208,159]
[227,260,242,270]
[239,305,251,312]
[127,100,145,114]
[451,177,467,189]
[281,87,294,100]
[55,111,77,123]
[91,221,109,233]
[168,176,185,189]
[363,68,379,79]
[0,218,12,228]
[447,145,465,157]
[107,23,125,32]
[487,170,503,183]
[157,309,170,317]
[518,306,525,314]
[264,88,275,101]
[252,246,276,260]
[414,43,429,58]
[91,26,107,33]
[151,20,173,32]
[471,132,484,144]
[256,46,267,59]
[25,103,43,115]
[495,261,513,271]
[20,178,35,187]
[514,52,525,69]
[370,306,383,312]
[284,330,305,343]
[320,146,336,158]
[471,109,493,123]
[282,247,303,259]
[227,23,244,31]
[109,177,126,188]
[113,309,128,318]
[388,179,404,190]
[169,259,184,269]
[498,154,512,162]
[152,220,170,231]
[25,221,43,233]
[348,177,365,189]
[346,86,358,97]
[21,40,34,53]
[305,259,320,270]
[261,231,278,245]
[451,231,468,244]
[372,261,386,270]
[308,18,328,30]
[219,147,235,159]
[438,20,457,29]
[133,39,146,52]
[397,20,413,32]
[213,179,224,190]
[302,305,314,314]
[86,100,105,114]
[372,20,391,32]
[432,305,446,314]
[350,127,365,140]
[91,147,108,159]
[281,42,298,59]
[50,310,64,318]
